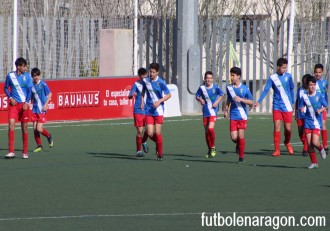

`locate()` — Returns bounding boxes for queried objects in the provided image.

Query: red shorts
[322,110,327,120]
[203,116,217,126]
[230,120,248,131]
[134,114,146,127]
[31,113,47,123]
[8,103,31,122]
[296,118,304,127]
[273,110,292,123]
[146,115,164,125]
[305,128,321,136]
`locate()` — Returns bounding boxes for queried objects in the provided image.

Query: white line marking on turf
[0,211,330,221]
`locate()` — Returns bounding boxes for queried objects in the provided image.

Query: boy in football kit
[4,57,33,159]
[31,68,54,153]
[128,67,149,157]
[295,74,309,156]
[314,64,328,152]
[224,67,253,163]
[254,58,295,156]
[298,75,327,169]
[143,63,171,161]
[196,71,224,158]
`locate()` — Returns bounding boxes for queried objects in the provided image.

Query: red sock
[284,130,292,144]
[301,131,308,152]
[205,132,211,149]
[309,152,318,164]
[34,130,42,146]
[156,134,163,157]
[150,134,157,142]
[274,131,280,151]
[41,129,50,138]
[208,128,215,148]
[238,138,245,158]
[23,132,28,154]
[142,130,148,143]
[321,130,328,148]
[136,135,142,152]
[8,130,15,153]
[316,144,323,152]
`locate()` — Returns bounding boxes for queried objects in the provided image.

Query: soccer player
[224,67,253,163]
[196,71,224,158]
[128,67,149,157]
[253,58,295,156]
[298,75,327,169]
[4,57,33,159]
[314,64,328,153]
[31,68,54,152]
[295,74,309,156]
[143,63,171,161]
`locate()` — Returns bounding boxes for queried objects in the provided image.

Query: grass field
[0,115,329,231]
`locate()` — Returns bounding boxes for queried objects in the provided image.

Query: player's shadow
[320,185,330,188]
[250,163,306,169]
[174,158,238,165]
[87,152,154,161]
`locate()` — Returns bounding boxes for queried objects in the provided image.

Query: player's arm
[196,88,205,105]
[212,88,224,108]
[23,86,32,110]
[4,75,16,105]
[317,95,328,114]
[298,96,305,113]
[253,77,272,108]
[223,94,230,119]
[153,83,171,108]
[128,84,137,99]
[290,76,295,112]
[42,92,52,112]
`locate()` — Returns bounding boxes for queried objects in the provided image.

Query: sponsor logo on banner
[57,91,100,108]
[0,94,8,110]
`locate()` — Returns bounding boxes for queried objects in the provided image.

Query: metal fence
[1,15,330,112]
[0,16,131,80]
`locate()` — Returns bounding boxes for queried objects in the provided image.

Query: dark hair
[306,75,316,84]
[277,58,288,67]
[230,66,241,76]
[204,71,213,79]
[149,63,159,72]
[314,63,324,71]
[15,57,27,67]
[138,67,147,76]
[31,67,41,76]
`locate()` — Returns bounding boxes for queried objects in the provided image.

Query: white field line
[0,211,329,221]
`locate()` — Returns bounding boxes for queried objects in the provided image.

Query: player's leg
[272,119,281,156]
[283,111,294,155]
[297,119,308,156]
[5,104,19,158]
[141,115,149,153]
[283,122,294,155]
[207,120,217,157]
[203,117,211,156]
[5,118,17,159]
[155,122,163,160]
[230,130,238,154]
[21,121,29,159]
[321,112,328,152]
[311,130,326,160]
[135,126,144,157]
[305,131,318,169]
[237,129,245,163]
[33,121,43,152]
[146,115,156,142]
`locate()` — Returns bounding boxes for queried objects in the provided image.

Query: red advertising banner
[0,77,137,124]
